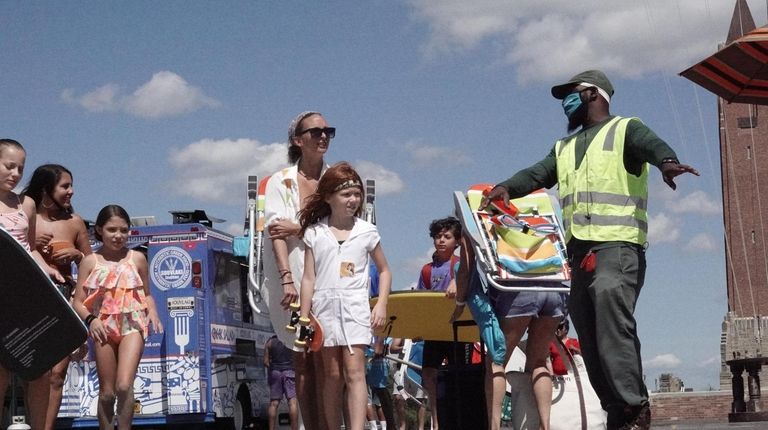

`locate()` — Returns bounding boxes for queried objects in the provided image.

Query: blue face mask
[562,92,583,118]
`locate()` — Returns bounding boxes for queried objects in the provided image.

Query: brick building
[717,0,768,421]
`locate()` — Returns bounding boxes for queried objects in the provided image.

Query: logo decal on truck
[151,247,192,290]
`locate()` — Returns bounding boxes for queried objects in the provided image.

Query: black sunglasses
[298,127,336,139]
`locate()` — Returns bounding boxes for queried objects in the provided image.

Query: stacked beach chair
[454,184,570,292]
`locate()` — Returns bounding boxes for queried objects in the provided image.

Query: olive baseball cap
[551,70,614,100]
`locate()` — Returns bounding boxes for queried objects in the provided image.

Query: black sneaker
[619,404,651,430]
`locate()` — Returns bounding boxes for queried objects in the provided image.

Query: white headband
[579,82,611,103]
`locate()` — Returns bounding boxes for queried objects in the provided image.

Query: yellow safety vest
[555,116,649,245]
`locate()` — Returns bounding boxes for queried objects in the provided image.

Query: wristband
[281,281,295,286]
[455,300,467,306]
[84,314,96,327]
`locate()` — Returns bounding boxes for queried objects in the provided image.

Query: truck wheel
[233,386,253,429]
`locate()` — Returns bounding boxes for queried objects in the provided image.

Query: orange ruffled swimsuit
[83,251,149,342]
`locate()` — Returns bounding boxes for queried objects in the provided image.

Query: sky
[1,0,760,391]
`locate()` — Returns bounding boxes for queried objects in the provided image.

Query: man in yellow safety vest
[482,70,699,430]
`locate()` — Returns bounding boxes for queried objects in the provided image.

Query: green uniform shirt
[498,116,677,198]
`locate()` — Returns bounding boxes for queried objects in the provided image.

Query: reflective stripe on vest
[555,116,649,245]
[560,192,647,211]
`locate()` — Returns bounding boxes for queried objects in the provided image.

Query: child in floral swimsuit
[73,205,162,430]
[83,249,150,342]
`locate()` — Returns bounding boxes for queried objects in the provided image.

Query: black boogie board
[0,228,87,380]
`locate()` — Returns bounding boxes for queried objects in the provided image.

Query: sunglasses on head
[298,127,336,139]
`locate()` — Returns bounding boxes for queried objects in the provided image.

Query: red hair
[298,161,364,237]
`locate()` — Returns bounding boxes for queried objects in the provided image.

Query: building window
[738,116,758,128]
[738,105,759,128]
[747,145,752,160]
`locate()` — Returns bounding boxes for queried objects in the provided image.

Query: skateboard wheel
[289,302,300,311]
[286,324,297,332]
[294,339,306,348]
[298,317,311,326]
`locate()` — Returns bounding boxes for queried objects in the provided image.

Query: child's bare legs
[320,347,343,429]
[344,346,368,430]
[417,402,426,430]
[524,317,559,430]
[421,368,438,429]
[294,350,327,430]
[322,345,367,430]
[374,387,395,428]
[485,358,506,430]
[45,356,70,430]
[114,333,144,429]
[366,392,377,427]
[93,339,117,429]
[497,316,531,430]
[393,394,405,430]
[25,371,51,430]
[94,332,144,430]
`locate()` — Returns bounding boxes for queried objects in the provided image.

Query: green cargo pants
[568,241,649,421]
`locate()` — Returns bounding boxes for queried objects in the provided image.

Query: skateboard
[0,228,88,380]
[294,312,324,352]
[285,302,300,332]
[370,291,479,343]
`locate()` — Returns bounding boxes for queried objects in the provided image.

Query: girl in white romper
[298,162,391,430]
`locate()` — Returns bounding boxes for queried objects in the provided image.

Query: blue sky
[1,0,757,391]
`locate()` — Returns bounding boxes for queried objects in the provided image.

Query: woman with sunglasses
[263,111,335,430]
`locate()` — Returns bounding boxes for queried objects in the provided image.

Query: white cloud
[223,222,246,237]
[698,355,721,368]
[167,146,406,204]
[647,213,680,244]
[62,71,220,118]
[168,138,287,204]
[397,248,436,291]
[644,353,682,369]
[666,190,721,215]
[405,141,471,167]
[62,84,120,112]
[685,233,718,252]
[409,0,744,82]
[353,160,406,196]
